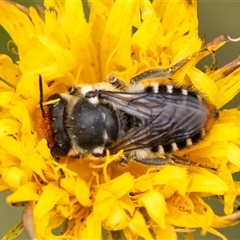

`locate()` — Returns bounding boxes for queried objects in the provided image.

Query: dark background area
[0,1,240,239]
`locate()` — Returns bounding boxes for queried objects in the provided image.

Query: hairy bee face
[39,77,219,165]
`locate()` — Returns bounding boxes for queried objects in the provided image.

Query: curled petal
[128,210,153,240]
[139,189,168,229]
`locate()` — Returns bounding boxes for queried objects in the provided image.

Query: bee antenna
[39,75,45,118]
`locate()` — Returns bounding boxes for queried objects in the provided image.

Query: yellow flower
[0,0,240,240]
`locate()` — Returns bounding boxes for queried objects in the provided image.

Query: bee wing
[99,90,208,153]
[99,91,152,119]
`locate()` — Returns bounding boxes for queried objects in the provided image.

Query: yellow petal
[103,201,130,230]
[6,182,40,203]
[152,165,189,196]
[187,67,218,104]
[132,13,159,51]
[203,122,240,144]
[18,35,76,77]
[35,209,65,239]
[29,6,45,34]
[215,68,240,108]
[34,182,68,219]
[0,54,21,88]
[235,181,240,195]
[128,210,153,240]
[100,172,134,199]
[0,1,36,48]
[206,227,228,240]
[139,189,167,229]
[225,143,240,169]
[101,1,136,76]
[153,223,177,240]
[0,176,9,191]
[2,166,28,189]
[78,212,102,240]
[217,170,236,215]
[166,198,214,229]
[0,118,20,138]
[75,176,92,207]
[188,169,229,195]
[94,189,115,221]
[118,195,135,216]
[134,172,155,192]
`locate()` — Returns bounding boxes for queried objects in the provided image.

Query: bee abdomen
[143,84,218,154]
[151,132,202,154]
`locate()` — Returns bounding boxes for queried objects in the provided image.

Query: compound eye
[67,86,78,95]
[47,93,62,101]
[85,90,98,98]
[92,152,104,157]
[51,143,69,157]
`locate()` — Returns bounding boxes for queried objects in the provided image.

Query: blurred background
[0,1,240,239]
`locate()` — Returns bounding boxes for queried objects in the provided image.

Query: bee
[38,57,219,167]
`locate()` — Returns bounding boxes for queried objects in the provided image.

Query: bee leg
[119,158,130,167]
[131,154,174,167]
[129,50,212,85]
[129,153,218,171]
[170,154,218,171]
[50,150,65,178]
[118,152,131,167]
[107,74,127,90]
[129,68,174,86]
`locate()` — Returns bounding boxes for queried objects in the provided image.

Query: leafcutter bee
[38,57,219,167]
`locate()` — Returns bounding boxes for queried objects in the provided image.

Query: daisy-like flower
[0,0,240,239]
